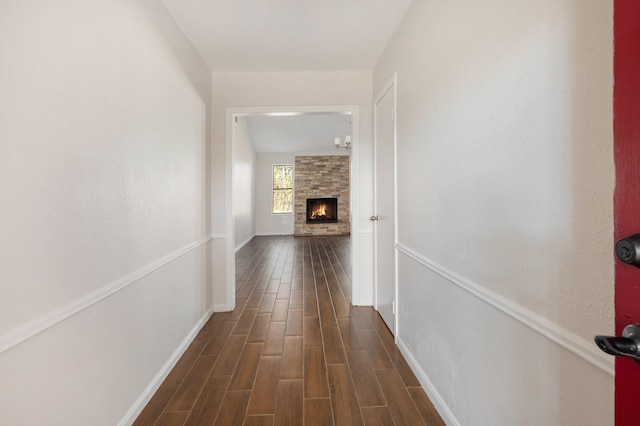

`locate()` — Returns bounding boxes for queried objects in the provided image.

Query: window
[272,164,293,214]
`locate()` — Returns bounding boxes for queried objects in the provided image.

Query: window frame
[272,164,293,214]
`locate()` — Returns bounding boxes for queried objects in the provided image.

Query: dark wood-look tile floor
[134,236,444,425]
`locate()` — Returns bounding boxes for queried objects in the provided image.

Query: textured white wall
[233,117,256,248]
[0,0,212,424]
[255,153,295,236]
[212,71,374,306]
[374,0,614,424]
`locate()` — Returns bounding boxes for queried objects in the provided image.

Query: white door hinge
[392,301,396,315]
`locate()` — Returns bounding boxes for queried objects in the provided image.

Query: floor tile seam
[245,285,267,311]
[320,263,347,303]
[302,236,345,424]
[310,238,351,379]
[376,331,415,383]
[405,389,442,426]
[234,262,258,280]
[333,254,350,278]
[326,253,350,292]
[236,279,261,301]
[167,340,208,387]
[236,249,270,282]
[367,367,394,421]
[241,274,265,286]
[339,339,376,422]
[323,239,348,275]
[241,263,270,288]
[241,353,280,417]
[318,240,346,322]
[398,384,430,425]
[358,331,396,370]
[372,367,428,425]
[269,360,298,418]
[256,286,277,313]
[228,341,265,391]
[308,243,337,423]
[325,342,364,424]
[166,356,219,422]
[159,408,189,414]
[178,353,219,390]
[265,245,285,279]
[278,377,301,383]
[236,258,264,279]
[304,238,333,408]
[303,396,332,423]
[139,385,180,426]
[209,334,248,379]
[212,389,253,425]
[301,241,320,318]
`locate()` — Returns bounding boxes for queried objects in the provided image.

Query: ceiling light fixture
[334,136,351,152]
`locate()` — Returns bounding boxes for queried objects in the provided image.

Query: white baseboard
[352,298,373,306]
[397,337,460,426]
[118,307,215,426]
[214,303,234,313]
[235,234,256,252]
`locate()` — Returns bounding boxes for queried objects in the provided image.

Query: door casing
[614,1,640,423]
[225,105,361,311]
[373,74,398,337]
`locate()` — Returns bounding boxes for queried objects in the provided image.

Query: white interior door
[373,78,396,335]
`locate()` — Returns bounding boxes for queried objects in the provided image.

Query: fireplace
[306,198,338,224]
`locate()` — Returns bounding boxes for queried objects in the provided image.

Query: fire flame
[310,204,327,219]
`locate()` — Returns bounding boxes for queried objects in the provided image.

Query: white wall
[233,117,256,249]
[0,1,212,424]
[374,1,614,425]
[255,153,295,236]
[211,71,374,307]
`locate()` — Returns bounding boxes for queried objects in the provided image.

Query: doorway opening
[226,106,361,311]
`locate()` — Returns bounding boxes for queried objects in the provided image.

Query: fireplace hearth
[306,198,338,224]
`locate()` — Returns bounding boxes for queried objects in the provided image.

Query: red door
[614,1,640,424]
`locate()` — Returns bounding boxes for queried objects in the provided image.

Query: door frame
[225,105,361,310]
[613,1,640,422]
[373,73,398,337]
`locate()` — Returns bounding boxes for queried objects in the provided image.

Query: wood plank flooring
[134,236,444,425]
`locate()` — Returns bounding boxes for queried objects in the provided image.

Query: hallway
[134,236,443,425]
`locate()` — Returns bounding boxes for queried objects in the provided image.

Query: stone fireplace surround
[294,155,350,236]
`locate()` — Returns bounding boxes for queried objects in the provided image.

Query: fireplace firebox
[306,198,338,224]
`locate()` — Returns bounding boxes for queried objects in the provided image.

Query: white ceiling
[160,1,411,152]
[244,113,352,153]
[160,0,414,71]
